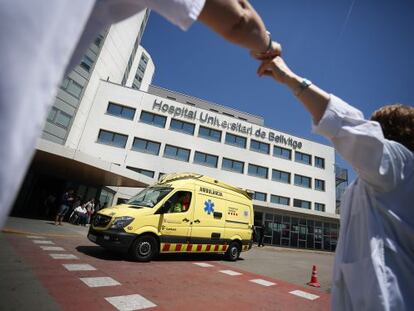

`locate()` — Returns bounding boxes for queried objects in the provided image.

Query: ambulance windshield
[127,187,172,208]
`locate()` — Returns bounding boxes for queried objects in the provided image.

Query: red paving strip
[5,234,330,311]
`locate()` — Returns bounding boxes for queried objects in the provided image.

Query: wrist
[285,74,302,89]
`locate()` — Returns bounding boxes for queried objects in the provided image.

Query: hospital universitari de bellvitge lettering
[152,99,304,150]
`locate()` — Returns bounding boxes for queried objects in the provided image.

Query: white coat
[0,0,205,228]
[313,95,414,310]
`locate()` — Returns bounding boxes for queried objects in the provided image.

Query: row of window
[252,192,326,212]
[106,103,326,169]
[124,164,326,213]
[97,130,326,191]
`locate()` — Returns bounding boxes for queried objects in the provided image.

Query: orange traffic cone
[307,265,321,288]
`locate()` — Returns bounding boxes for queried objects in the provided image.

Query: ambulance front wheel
[226,241,241,261]
[130,235,158,262]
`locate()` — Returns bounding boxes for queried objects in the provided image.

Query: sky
[141,0,414,182]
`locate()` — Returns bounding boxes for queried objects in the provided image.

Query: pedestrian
[0,0,282,228]
[55,189,74,226]
[73,203,88,226]
[258,224,265,247]
[257,56,414,310]
[84,198,95,224]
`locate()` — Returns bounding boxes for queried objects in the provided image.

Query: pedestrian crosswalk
[28,234,321,310]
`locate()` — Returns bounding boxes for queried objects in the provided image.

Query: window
[225,133,246,148]
[253,192,267,202]
[97,130,128,148]
[94,34,104,47]
[315,179,325,191]
[61,78,83,98]
[127,186,172,208]
[164,145,190,162]
[272,169,290,184]
[315,156,325,169]
[295,151,312,165]
[47,108,57,121]
[222,158,244,174]
[198,126,222,142]
[294,174,312,188]
[273,146,291,160]
[270,195,290,206]
[132,138,160,155]
[141,54,149,64]
[248,164,268,179]
[293,199,311,209]
[165,191,192,214]
[194,151,218,168]
[126,166,155,178]
[250,139,270,154]
[107,102,136,120]
[139,111,166,128]
[80,55,94,72]
[55,111,71,128]
[47,107,72,129]
[158,172,166,180]
[138,63,146,73]
[315,203,326,212]
[170,119,195,135]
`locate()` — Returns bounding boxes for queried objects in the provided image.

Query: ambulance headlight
[110,216,134,229]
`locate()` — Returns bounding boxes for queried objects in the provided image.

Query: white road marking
[63,264,96,271]
[33,240,54,245]
[49,253,78,260]
[40,246,65,251]
[27,235,45,239]
[193,263,214,267]
[249,279,276,287]
[105,294,157,310]
[289,290,320,300]
[80,277,121,288]
[219,270,242,276]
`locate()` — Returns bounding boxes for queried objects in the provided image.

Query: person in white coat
[0,0,282,228]
[257,56,414,310]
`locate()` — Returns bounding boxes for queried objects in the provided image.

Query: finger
[257,60,273,76]
[251,50,278,61]
[258,69,274,78]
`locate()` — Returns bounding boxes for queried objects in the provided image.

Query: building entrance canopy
[35,139,152,187]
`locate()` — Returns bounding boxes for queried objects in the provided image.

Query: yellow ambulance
[88,173,254,262]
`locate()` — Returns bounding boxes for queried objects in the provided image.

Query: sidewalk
[2,216,89,237]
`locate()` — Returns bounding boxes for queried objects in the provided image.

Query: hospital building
[12,10,348,252]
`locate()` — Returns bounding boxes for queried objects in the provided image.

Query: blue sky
[141,0,414,182]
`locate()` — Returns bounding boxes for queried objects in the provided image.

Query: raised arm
[257,57,330,123]
[257,57,413,192]
[198,0,281,57]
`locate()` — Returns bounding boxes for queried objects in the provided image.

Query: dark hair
[371,104,414,152]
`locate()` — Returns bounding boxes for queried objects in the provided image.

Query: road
[1,217,332,310]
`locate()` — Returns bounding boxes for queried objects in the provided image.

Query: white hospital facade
[13,10,346,251]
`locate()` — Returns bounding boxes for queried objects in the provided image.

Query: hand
[257,56,297,84]
[251,41,282,60]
